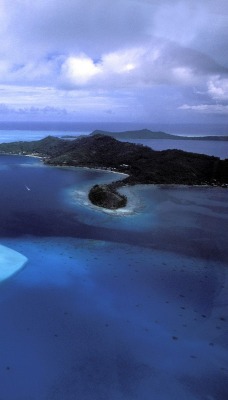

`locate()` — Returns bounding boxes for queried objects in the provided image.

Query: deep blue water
[0,155,227,400]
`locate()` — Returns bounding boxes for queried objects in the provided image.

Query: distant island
[62,128,228,141]
[0,134,227,209]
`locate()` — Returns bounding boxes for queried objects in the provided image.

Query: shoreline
[70,179,227,217]
[1,152,227,212]
[72,188,137,216]
[0,152,43,159]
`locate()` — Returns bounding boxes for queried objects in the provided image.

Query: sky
[0,0,228,126]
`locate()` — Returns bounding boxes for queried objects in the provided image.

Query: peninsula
[0,134,227,209]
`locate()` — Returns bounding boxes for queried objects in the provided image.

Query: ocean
[0,130,227,399]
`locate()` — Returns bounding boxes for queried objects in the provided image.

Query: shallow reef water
[0,244,27,281]
[0,155,227,400]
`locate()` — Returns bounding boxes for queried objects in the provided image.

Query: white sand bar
[0,244,27,281]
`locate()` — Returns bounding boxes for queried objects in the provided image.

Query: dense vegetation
[88,184,127,209]
[0,134,227,209]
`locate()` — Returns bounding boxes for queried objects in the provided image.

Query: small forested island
[0,134,227,209]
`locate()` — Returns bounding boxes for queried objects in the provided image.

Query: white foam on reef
[72,187,136,215]
[0,244,27,281]
[62,166,134,215]
[70,183,143,216]
[19,162,44,168]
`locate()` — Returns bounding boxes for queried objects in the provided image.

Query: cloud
[0,59,61,86]
[0,85,143,122]
[0,0,227,123]
[0,103,68,117]
[59,42,228,90]
[153,2,205,45]
[1,1,228,86]
[207,76,228,100]
[179,103,228,115]
[179,73,228,116]
[61,55,101,85]
[0,39,227,92]
[0,0,151,62]
[60,48,144,88]
[1,0,227,68]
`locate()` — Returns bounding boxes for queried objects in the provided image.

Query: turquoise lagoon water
[0,155,227,399]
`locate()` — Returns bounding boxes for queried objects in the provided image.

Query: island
[0,134,227,209]
[63,128,228,141]
[88,184,127,209]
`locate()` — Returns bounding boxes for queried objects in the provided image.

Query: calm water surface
[0,155,227,400]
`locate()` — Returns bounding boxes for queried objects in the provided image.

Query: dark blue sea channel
[0,154,227,400]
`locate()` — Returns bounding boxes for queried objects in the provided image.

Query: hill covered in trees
[0,134,227,209]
